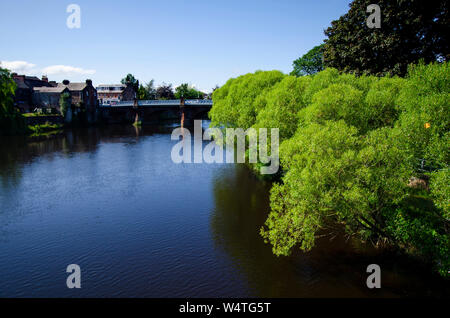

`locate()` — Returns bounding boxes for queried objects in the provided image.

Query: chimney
[42,75,48,82]
[62,79,70,85]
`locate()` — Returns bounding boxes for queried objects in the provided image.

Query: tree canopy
[210,63,450,276]
[121,73,139,92]
[138,80,156,100]
[323,0,450,76]
[0,67,26,135]
[156,83,175,100]
[174,83,204,99]
[291,44,324,77]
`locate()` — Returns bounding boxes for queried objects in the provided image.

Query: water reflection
[0,125,448,297]
[209,165,449,297]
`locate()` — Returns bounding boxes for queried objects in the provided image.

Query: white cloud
[0,60,36,73]
[42,65,96,76]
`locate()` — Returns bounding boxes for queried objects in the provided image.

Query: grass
[23,113,60,117]
[27,122,64,137]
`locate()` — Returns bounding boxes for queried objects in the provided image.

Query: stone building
[97,83,136,106]
[32,86,70,110]
[57,79,98,112]
[12,74,57,112]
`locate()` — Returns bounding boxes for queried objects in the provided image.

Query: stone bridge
[99,99,212,125]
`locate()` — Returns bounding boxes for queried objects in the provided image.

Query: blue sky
[0,0,351,92]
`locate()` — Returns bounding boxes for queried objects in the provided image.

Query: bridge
[100,99,213,107]
[99,99,213,125]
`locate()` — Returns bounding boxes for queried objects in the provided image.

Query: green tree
[59,91,72,118]
[208,63,448,276]
[174,83,204,99]
[138,84,149,100]
[144,80,157,100]
[291,44,325,77]
[253,75,311,141]
[121,73,140,92]
[323,0,450,76]
[210,70,285,129]
[0,67,26,135]
[395,62,450,168]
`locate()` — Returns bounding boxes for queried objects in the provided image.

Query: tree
[121,73,139,92]
[291,44,324,76]
[0,67,26,135]
[174,83,204,99]
[144,80,157,100]
[254,75,310,141]
[59,91,72,118]
[156,83,175,100]
[209,70,285,129]
[209,62,449,276]
[138,84,148,100]
[323,0,450,76]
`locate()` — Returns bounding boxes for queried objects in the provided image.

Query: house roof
[57,82,87,91]
[14,80,29,89]
[33,86,68,93]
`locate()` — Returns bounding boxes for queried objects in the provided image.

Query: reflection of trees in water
[209,165,316,297]
[210,166,450,297]
[209,166,374,297]
[0,124,180,190]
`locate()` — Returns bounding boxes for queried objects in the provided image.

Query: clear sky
[0,0,351,92]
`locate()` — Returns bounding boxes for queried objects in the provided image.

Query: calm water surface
[0,123,448,297]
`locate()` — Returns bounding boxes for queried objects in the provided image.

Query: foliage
[254,76,310,141]
[156,83,175,100]
[121,73,139,92]
[209,70,285,129]
[429,170,450,220]
[291,44,324,77]
[59,92,72,118]
[138,80,157,100]
[383,195,449,276]
[0,67,26,135]
[396,62,450,169]
[27,122,64,136]
[323,0,450,76]
[174,83,204,99]
[211,62,449,276]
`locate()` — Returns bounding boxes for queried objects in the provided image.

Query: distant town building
[97,84,136,106]
[58,79,98,112]
[32,86,70,110]
[12,74,57,112]
[31,79,97,114]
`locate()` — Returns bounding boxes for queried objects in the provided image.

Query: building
[31,79,98,117]
[32,86,70,110]
[57,79,98,112]
[12,74,57,112]
[97,84,136,106]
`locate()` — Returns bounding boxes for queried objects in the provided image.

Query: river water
[0,123,447,297]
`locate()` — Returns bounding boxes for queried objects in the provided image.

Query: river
[0,123,447,297]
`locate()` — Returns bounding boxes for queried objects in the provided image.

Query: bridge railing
[100,99,213,107]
